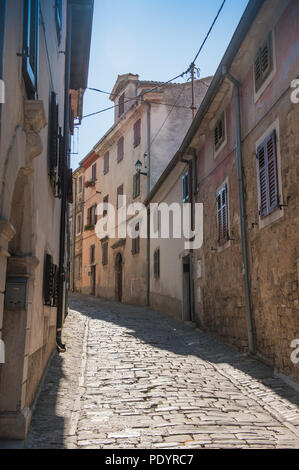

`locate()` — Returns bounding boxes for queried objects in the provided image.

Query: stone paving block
[26,294,299,449]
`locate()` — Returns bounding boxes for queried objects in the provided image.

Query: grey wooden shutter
[257,130,278,217]
[217,184,228,244]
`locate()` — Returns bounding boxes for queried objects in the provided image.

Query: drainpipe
[56,1,72,352]
[146,102,151,306]
[180,153,195,322]
[0,0,6,166]
[72,176,77,292]
[222,66,256,354]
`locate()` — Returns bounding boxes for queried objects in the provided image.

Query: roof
[144,0,266,206]
[70,0,94,90]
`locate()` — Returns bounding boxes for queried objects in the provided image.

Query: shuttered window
[217,184,229,245]
[154,249,160,278]
[118,92,125,117]
[22,0,39,99]
[104,152,109,174]
[91,163,97,182]
[87,205,97,225]
[132,223,140,255]
[182,171,189,203]
[257,130,279,218]
[117,184,124,209]
[103,195,109,216]
[90,244,95,264]
[43,253,59,307]
[102,242,108,266]
[254,32,273,93]
[133,173,140,199]
[214,113,225,150]
[117,136,124,162]
[133,119,141,148]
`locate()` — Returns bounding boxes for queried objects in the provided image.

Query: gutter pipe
[146,102,151,306]
[223,67,256,354]
[0,0,6,167]
[56,1,72,352]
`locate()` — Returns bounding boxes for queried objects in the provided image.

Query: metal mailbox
[4,277,28,310]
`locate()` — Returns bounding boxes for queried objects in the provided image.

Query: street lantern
[135,159,147,176]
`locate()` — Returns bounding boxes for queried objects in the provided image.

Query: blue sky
[71,0,249,168]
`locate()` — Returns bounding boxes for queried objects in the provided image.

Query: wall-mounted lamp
[135,159,147,176]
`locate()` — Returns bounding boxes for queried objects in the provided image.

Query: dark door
[115,253,122,302]
[90,266,96,296]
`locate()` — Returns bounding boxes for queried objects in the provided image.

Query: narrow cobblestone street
[26,293,299,449]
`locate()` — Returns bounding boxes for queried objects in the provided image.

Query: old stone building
[69,165,85,292]
[0,0,93,440]
[74,73,212,303]
[145,0,299,384]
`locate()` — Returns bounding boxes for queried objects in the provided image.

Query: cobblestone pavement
[26,293,299,449]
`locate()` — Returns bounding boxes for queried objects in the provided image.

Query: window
[102,242,108,266]
[103,195,109,216]
[153,207,159,234]
[55,0,62,44]
[182,171,189,203]
[76,213,82,234]
[22,0,39,99]
[254,32,273,93]
[117,184,124,209]
[133,118,141,147]
[117,136,124,163]
[214,113,225,150]
[256,130,279,218]
[87,204,97,226]
[133,173,140,199]
[118,92,125,117]
[78,175,83,194]
[154,249,160,278]
[104,152,109,174]
[132,223,140,255]
[90,244,95,264]
[91,163,97,182]
[217,184,229,245]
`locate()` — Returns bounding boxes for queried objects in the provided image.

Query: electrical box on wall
[4,277,28,310]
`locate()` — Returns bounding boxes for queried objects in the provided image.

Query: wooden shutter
[104,152,109,174]
[103,195,108,216]
[217,184,228,244]
[117,136,124,162]
[134,119,141,147]
[117,184,124,208]
[257,130,278,217]
[133,173,140,198]
[43,253,58,306]
[118,92,125,117]
[48,92,59,173]
[254,32,273,92]
[102,243,108,266]
[214,113,225,149]
[67,168,73,203]
[92,163,97,182]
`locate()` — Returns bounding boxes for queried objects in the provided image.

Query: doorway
[182,254,194,321]
[90,265,96,296]
[115,252,123,302]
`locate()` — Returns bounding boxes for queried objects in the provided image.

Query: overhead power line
[82,0,226,120]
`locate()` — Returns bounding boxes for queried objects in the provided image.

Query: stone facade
[75,73,212,305]
[144,0,299,384]
[69,166,85,292]
[0,0,93,439]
